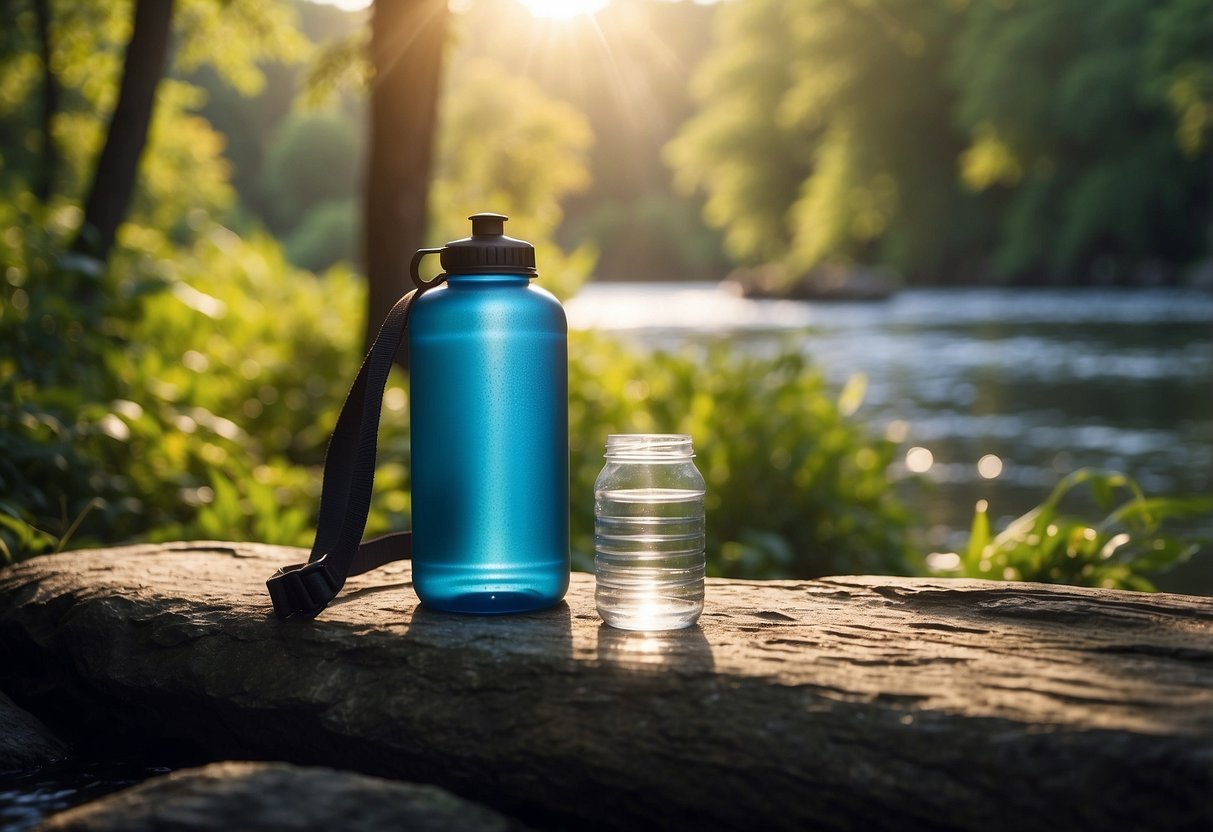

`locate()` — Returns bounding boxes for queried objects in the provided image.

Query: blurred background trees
[0,0,1209,587]
[670,0,1212,286]
[2,0,1208,287]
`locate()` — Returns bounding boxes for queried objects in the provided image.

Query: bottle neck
[604,434,694,462]
[445,272,531,287]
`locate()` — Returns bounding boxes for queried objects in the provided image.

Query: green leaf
[965,500,991,570]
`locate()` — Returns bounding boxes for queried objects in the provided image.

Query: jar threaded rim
[604,433,694,460]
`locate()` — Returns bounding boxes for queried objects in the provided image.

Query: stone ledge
[2,542,1212,831]
[36,761,528,832]
[0,691,68,772]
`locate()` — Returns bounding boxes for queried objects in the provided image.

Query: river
[566,283,1213,593]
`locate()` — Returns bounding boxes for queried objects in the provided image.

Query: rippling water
[0,761,172,831]
[567,284,1213,592]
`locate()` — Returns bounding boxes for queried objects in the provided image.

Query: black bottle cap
[440,213,537,276]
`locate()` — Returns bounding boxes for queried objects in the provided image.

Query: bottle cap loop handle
[410,248,446,290]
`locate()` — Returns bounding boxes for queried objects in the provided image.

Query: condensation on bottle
[594,434,706,630]
[408,213,569,614]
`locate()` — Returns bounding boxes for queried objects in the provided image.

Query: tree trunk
[70,0,175,263]
[363,0,448,361]
[32,0,60,204]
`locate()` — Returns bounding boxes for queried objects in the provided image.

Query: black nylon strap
[266,288,426,620]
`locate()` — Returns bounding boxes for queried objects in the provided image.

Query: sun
[519,0,609,20]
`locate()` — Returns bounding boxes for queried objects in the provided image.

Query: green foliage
[284,198,358,272]
[932,470,1212,591]
[0,194,160,561]
[671,0,1212,283]
[3,198,1202,592]
[669,0,977,281]
[261,111,360,230]
[124,228,370,546]
[1144,0,1213,157]
[299,30,369,110]
[952,0,1211,278]
[441,0,731,282]
[174,0,310,97]
[0,190,372,560]
[0,0,302,246]
[665,0,811,267]
[431,58,596,300]
[132,80,236,236]
[569,335,912,578]
[1,197,912,577]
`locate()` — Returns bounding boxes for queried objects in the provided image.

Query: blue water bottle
[408,213,569,614]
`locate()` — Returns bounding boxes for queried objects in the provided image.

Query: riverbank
[566,284,1213,593]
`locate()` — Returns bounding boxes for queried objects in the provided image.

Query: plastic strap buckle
[266,559,339,620]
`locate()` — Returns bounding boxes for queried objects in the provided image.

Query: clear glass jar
[593,434,706,630]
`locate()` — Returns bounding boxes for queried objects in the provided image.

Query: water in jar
[595,484,705,630]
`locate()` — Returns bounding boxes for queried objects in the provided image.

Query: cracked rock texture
[2,542,1212,831]
[36,761,528,832]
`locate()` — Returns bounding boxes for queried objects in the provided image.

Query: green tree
[670,0,1211,285]
[430,58,595,299]
[261,111,360,231]
[285,198,359,271]
[296,39,597,295]
[0,0,308,555]
[0,0,306,260]
[71,0,176,263]
[669,0,979,284]
[1144,0,1213,159]
[666,0,810,269]
[952,0,1212,281]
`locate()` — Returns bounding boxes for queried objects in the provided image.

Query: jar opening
[604,433,694,460]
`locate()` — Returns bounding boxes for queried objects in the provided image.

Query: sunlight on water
[566,283,814,331]
[568,281,1213,587]
[905,447,935,474]
[977,454,1004,479]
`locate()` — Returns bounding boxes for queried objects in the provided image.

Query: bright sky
[311,0,612,18]
[517,0,609,17]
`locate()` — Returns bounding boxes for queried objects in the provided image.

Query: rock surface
[2,542,1212,831]
[0,691,68,771]
[36,761,527,831]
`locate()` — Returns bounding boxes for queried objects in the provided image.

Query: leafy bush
[0,196,153,560]
[261,111,360,230]
[0,200,370,561]
[2,203,911,578]
[284,199,359,271]
[3,204,1201,589]
[931,469,1213,591]
[569,334,913,578]
[122,227,367,546]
